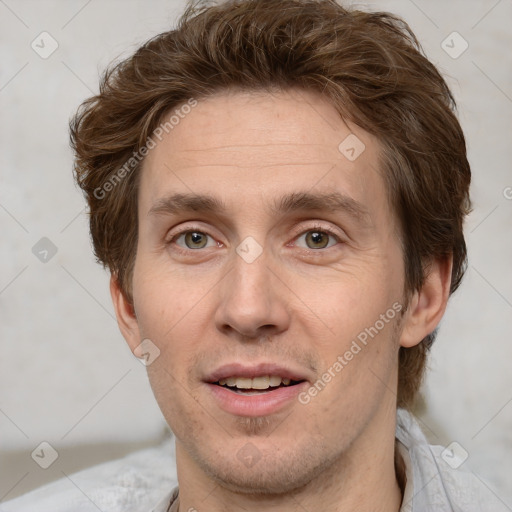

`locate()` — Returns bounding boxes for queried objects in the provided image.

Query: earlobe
[109,274,141,353]
[399,255,453,348]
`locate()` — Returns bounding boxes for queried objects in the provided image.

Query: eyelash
[166,224,343,252]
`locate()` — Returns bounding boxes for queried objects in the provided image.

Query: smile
[216,375,302,394]
[204,363,311,416]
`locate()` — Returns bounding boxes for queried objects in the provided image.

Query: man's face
[129,89,407,493]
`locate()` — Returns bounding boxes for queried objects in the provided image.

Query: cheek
[300,316,400,432]
[132,259,215,339]
[132,267,219,408]
[146,358,206,440]
[293,266,402,398]
[293,262,398,337]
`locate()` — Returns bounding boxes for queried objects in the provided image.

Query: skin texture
[111,88,452,512]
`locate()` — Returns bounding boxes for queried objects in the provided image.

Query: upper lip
[204,362,310,383]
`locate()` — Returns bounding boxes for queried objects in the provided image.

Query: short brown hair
[70,0,471,408]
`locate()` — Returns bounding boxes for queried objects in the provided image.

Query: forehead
[139,88,387,219]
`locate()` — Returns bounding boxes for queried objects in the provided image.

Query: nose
[214,248,291,341]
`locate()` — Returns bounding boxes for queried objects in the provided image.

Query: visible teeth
[269,375,281,387]
[236,377,252,389]
[251,376,270,389]
[217,375,294,389]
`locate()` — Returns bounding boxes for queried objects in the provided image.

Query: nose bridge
[215,244,289,338]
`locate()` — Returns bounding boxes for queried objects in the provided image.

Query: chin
[205,465,313,496]
[195,442,338,496]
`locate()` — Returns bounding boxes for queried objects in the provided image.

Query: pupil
[186,232,206,248]
[307,231,327,249]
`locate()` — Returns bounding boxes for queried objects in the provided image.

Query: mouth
[213,375,306,395]
[204,364,310,417]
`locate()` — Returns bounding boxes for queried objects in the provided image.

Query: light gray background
[1,0,511,505]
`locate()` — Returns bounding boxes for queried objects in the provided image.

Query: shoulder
[396,408,508,512]
[1,439,177,512]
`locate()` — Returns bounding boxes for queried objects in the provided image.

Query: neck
[174,405,403,512]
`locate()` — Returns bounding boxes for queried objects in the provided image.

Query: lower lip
[205,382,308,417]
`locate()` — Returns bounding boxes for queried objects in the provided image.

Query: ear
[399,255,453,348]
[110,274,142,356]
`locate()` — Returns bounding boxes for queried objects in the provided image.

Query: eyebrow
[148,193,227,217]
[148,191,370,224]
[272,191,370,223]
